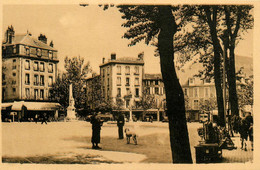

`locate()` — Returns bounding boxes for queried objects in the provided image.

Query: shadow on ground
[64,133,172,163]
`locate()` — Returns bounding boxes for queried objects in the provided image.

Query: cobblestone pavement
[221,134,253,163]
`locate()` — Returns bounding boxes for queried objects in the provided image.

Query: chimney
[102,57,105,63]
[138,52,144,60]
[111,53,116,60]
[5,25,15,44]
[49,40,54,47]
[38,34,47,44]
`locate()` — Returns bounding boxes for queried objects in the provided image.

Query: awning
[23,102,61,111]
[12,102,25,111]
[1,101,61,111]
[1,103,13,110]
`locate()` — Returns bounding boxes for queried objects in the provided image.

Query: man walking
[117,113,125,139]
[41,113,48,125]
[35,114,38,124]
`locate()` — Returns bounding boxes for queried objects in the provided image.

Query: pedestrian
[117,113,125,139]
[35,114,38,124]
[150,116,153,123]
[90,112,103,149]
[245,112,253,150]
[41,113,48,125]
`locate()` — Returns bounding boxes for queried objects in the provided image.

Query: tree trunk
[204,6,225,127]
[158,6,192,163]
[227,46,239,116]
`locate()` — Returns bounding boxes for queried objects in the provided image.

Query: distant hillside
[177,55,253,85]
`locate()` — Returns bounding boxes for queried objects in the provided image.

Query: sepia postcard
[0,0,259,170]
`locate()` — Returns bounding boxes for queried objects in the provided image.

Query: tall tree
[50,56,91,112]
[118,5,192,163]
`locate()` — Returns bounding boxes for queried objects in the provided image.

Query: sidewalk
[221,134,253,163]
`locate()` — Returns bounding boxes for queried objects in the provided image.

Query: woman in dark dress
[90,113,103,149]
[117,113,125,139]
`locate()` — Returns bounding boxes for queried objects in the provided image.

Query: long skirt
[118,126,124,139]
[91,129,101,143]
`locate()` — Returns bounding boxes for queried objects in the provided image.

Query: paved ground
[2,121,253,164]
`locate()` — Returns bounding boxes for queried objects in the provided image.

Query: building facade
[99,53,144,110]
[1,26,60,121]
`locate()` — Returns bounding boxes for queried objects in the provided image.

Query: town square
[1,2,256,167]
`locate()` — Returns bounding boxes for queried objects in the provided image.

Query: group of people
[231,112,253,151]
[90,112,125,149]
[34,113,48,124]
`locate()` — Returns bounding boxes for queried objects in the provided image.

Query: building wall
[2,39,58,102]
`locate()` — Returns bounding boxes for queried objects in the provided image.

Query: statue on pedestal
[66,84,77,120]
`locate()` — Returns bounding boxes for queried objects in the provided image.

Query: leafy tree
[199,98,218,112]
[118,5,192,163]
[50,56,91,114]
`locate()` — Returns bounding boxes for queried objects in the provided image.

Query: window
[12,80,16,85]
[2,74,5,81]
[12,59,16,69]
[40,89,44,99]
[40,62,45,72]
[25,74,30,84]
[134,66,139,75]
[126,88,131,95]
[48,76,53,86]
[194,88,198,97]
[117,88,121,97]
[40,75,44,86]
[13,46,17,54]
[147,81,150,85]
[205,87,209,98]
[34,89,38,99]
[126,78,130,86]
[48,51,53,58]
[25,60,30,70]
[37,48,42,56]
[135,88,139,97]
[184,88,188,96]
[107,78,109,87]
[135,78,139,86]
[34,75,39,85]
[126,99,130,108]
[34,61,39,71]
[26,88,30,98]
[155,80,159,85]
[117,66,121,74]
[12,72,16,77]
[155,87,159,95]
[125,66,130,75]
[102,68,105,77]
[194,100,199,110]
[26,48,30,55]
[189,78,194,85]
[12,88,16,93]
[48,63,53,73]
[117,77,121,86]
[107,67,110,75]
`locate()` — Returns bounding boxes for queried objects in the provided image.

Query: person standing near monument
[117,113,125,139]
[90,112,103,149]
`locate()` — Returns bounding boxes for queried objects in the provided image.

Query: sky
[2,4,253,75]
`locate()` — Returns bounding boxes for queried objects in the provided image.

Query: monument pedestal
[66,106,77,121]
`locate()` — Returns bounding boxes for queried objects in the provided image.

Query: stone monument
[66,84,77,120]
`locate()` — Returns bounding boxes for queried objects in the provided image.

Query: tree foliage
[50,56,91,112]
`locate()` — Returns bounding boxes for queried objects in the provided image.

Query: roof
[100,57,144,67]
[143,74,162,80]
[3,33,57,51]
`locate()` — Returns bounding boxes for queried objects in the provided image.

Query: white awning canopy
[1,101,61,111]
[24,102,61,111]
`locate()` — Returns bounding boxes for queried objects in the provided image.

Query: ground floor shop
[1,101,61,122]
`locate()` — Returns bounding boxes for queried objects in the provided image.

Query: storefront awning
[1,101,61,111]
[23,102,61,111]
[1,103,13,110]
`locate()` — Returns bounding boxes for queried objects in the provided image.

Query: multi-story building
[99,53,144,110]
[1,26,60,121]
